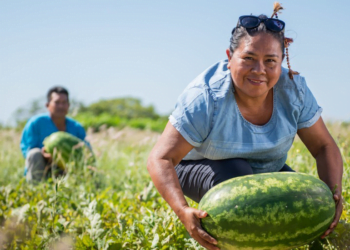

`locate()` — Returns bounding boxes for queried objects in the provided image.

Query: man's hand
[321,192,343,239]
[41,147,52,163]
[178,206,220,250]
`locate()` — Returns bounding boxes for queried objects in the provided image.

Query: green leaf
[309,239,324,250]
[82,234,95,247]
[55,222,64,233]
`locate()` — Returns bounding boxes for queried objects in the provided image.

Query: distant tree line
[12,97,168,132]
[78,97,161,120]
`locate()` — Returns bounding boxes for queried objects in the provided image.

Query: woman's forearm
[147,122,195,220]
[315,143,343,193]
[147,157,189,217]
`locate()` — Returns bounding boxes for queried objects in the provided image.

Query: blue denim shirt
[169,60,322,173]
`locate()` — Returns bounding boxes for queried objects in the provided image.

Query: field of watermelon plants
[0,123,349,250]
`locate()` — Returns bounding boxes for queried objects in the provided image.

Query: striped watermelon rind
[198,172,335,250]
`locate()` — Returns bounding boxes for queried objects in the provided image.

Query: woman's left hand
[297,118,343,239]
[321,191,343,238]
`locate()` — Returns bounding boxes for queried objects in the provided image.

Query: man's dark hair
[47,86,69,103]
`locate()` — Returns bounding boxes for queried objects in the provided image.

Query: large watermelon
[198,172,335,250]
[43,131,85,169]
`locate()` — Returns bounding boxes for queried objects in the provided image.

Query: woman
[147,5,343,250]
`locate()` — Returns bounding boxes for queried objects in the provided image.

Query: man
[20,86,87,182]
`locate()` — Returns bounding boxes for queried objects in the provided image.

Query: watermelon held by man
[43,131,95,170]
[198,172,335,250]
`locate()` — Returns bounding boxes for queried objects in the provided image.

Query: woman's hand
[178,206,219,250]
[147,123,219,249]
[297,118,343,239]
[321,192,343,238]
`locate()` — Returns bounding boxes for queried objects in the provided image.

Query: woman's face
[226,32,283,100]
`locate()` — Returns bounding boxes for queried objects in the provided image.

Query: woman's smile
[247,78,266,86]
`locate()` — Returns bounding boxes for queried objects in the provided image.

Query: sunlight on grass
[0,123,349,249]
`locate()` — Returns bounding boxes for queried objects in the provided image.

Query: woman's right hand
[178,206,220,250]
[147,122,219,249]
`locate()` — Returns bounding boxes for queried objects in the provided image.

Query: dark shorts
[175,158,294,203]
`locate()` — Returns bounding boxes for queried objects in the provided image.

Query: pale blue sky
[1,0,349,125]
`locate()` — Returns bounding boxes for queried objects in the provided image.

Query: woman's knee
[175,158,253,202]
[212,158,253,186]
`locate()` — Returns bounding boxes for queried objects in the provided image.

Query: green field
[0,124,349,249]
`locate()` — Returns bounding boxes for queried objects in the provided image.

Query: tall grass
[0,123,349,249]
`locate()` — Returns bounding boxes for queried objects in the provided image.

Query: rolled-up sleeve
[169,87,214,147]
[297,78,323,129]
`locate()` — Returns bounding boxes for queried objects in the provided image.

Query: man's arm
[20,119,40,158]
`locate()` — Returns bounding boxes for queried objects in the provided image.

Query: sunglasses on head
[231,15,285,34]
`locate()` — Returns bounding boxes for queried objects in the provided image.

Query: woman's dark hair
[47,86,69,103]
[229,14,285,57]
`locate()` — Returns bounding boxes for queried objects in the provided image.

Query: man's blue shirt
[20,113,86,159]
